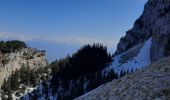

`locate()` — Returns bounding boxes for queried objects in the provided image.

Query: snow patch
[105,38,152,75]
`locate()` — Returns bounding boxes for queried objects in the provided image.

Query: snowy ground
[21,82,57,100]
[76,38,152,99]
[104,38,152,75]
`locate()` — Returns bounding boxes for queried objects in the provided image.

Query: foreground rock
[76,57,170,100]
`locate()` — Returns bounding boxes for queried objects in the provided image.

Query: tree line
[0,40,27,54]
[1,64,49,100]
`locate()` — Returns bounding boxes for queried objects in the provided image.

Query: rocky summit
[75,57,170,100]
[116,0,170,62]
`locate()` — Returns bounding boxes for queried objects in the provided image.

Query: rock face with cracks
[115,0,170,62]
[0,48,47,87]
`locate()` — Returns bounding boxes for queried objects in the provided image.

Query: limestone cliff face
[115,0,170,62]
[0,48,47,87]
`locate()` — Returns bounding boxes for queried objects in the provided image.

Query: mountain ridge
[116,0,170,62]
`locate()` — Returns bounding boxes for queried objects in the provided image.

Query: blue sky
[0,0,147,62]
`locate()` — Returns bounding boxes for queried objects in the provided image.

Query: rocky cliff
[115,0,170,62]
[76,57,170,100]
[0,47,47,87]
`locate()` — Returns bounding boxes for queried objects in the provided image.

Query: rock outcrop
[0,48,47,87]
[115,0,170,62]
[75,57,170,100]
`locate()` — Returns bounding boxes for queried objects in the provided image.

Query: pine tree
[10,70,20,90]
[30,69,39,87]
[120,70,126,77]
[1,79,9,92]
[165,35,170,55]
[20,64,27,83]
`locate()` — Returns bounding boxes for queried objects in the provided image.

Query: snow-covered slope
[75,38,152,99]
[75,57,170,100]
[104,38,152,75]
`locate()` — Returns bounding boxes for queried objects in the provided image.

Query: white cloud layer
[0,32,118,47]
